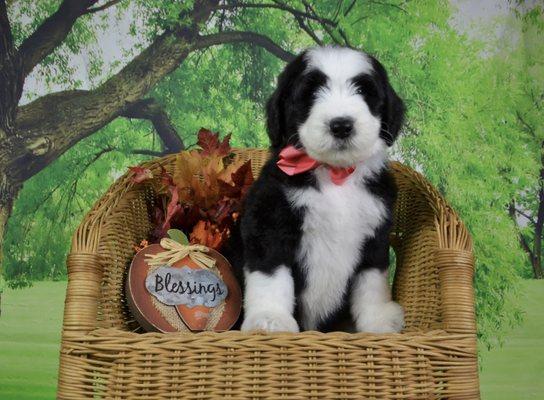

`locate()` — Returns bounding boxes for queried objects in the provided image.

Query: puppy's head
[266,46,405,167]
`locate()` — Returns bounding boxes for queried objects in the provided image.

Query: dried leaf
[217,133,232,157]
[197,128,232,157]
[211,198,239,227]
[161,184,181,233]
[170,204,201,232]
[133,239,149,253]
[174,150,202,198]
[190,220,228,250]
[217,159,254,198]
[231,160,254,192]
[159,165,175,187]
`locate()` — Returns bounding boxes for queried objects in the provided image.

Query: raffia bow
[145,238,217,270]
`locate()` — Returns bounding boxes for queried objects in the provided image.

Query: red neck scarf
[276,145,355,185]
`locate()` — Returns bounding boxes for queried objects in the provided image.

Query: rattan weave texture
[58,148,479,399]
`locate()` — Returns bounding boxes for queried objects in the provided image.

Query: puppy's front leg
[241,265,299,333]
[351,268,404,333]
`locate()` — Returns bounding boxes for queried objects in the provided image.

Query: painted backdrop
[0,0,542,348]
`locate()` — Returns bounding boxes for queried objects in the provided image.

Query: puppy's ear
[265,89,283,149]
[266,52,308,149]
[382,81,405,146]
[369,56,405,146]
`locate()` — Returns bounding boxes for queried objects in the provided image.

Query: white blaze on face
[299,47,384,167]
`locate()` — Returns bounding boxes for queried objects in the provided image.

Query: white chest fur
[286,164,386,330]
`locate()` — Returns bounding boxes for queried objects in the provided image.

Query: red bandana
[276,145,355,185]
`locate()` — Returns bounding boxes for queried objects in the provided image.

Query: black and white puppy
[236,46,405,333]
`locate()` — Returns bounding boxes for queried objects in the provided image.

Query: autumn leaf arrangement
[130,129,254,251]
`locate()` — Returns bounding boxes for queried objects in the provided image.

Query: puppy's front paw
[241,311,299,333]
[356,301,405,333]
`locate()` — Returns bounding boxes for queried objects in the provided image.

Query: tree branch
[84,0,123,14]
[520,233,535,263]
[508,200,535,261]
[16,0,98,77]
[368,0,408,14]
[194,30,295,62]
[513,206,537,226]
[332,0,342,21]
[338,27,353,48]
[28,145,115,219]
[516,110,536,138]
[129,149,168,157]
[62,145,115,222]
[300,0,345,46]
[120,98,184,153]
[0,0,14,66]
[0,0,22,139]
[294,15,323,46]
[215,2,337,27]
[4,0,220,182]
[81,146,116,171]
[344,0,357,17]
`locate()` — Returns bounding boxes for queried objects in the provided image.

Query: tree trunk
[531,257,543,279]
[0,171,20,315]
[0,171,18,265]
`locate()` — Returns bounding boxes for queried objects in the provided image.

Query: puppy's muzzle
[329,117,354,139]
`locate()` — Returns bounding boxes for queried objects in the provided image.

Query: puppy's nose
[329,117,354,139]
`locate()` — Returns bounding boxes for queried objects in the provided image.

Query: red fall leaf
[162,184,181,232]
[197,128,232,157]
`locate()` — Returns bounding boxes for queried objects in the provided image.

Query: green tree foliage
[3,0,542,348]
[507,4,544,280]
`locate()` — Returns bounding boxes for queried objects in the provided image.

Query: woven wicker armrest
[389,162,476,335]
[60,155,172,338]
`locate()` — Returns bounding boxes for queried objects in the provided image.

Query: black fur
[368,56,406,145]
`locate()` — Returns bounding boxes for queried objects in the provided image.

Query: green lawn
[0,281,66,400]
[0,280,542,399]
[479,279,544,399]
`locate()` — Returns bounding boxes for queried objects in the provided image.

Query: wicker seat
[57,148,479,399]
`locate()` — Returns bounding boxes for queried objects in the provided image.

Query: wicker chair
[57,148,479,399]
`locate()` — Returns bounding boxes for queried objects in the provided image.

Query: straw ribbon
[145,238,217,270]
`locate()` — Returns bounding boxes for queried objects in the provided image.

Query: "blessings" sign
[145,266,228,308]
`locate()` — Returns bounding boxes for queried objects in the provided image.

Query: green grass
[479,279,544,399]
[0,280,542,399]
[0,281,66,400]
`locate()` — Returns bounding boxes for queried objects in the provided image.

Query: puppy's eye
[351,74,381,100]
[299,70,328,100]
